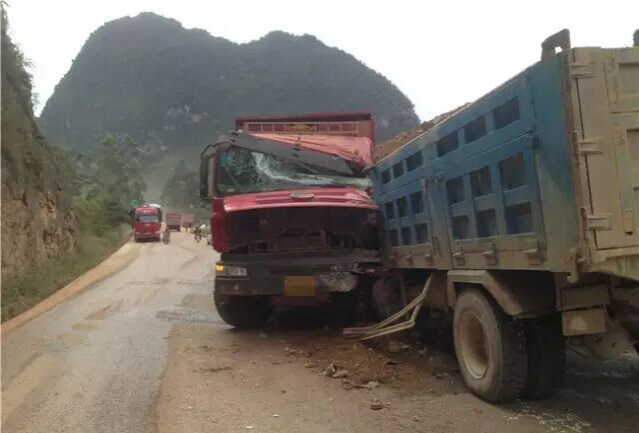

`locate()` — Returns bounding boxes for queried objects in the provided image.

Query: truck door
[571,47,639,252]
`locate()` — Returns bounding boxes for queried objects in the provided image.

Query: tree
[84,135,147,227]
[161,159,199,209]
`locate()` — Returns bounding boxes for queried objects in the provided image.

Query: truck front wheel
[453,288,527,403]
[522,314,565,399]
[214,290,273,329]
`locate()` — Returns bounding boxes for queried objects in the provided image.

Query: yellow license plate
[284,276,317,296]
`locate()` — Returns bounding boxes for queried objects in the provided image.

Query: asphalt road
[2,233,638,433]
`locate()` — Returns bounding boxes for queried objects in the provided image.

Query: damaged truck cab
[200,113,380,328]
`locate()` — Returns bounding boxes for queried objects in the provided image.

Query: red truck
[200,113,380,328]
[133,206,162,242]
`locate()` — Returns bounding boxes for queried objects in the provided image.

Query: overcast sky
[6,0,639,120]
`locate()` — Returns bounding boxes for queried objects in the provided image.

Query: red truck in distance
[133,206,162,242]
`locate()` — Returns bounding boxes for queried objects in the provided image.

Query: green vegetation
[161,159,199,209]
[1,134,146,321]
[1,5,144,321]
[140,148,201,202]
[39,12,419,156]
[82,135,147,231]
[1,3,33,114]
[1,230,127,322]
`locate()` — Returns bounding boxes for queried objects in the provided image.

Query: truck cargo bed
[372,45,639,282]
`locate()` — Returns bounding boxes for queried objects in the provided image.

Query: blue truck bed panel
[372,47,639,280]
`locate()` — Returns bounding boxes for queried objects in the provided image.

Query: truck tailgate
[571,46,639,279]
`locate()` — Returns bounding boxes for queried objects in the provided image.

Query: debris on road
[388,340,410,353]
[341,379,355,390]
[201,366,232,373]
[370,399,383,410]
[332,369,349,379]
[354,380,380,390]
[324,362,337,376]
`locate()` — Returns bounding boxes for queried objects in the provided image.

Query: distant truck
[200,113,380,328]
[368,30,639,402]
[165,213,182,231]
[132,206,162,242]
[182,213,195,230]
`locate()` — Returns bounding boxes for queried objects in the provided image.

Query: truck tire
[453,288,527,403]
[214,290,273,329]
[522,314,565,400]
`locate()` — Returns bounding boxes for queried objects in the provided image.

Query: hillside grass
[1,228,130,322]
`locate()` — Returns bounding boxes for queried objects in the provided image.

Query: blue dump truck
[365,30,639,403]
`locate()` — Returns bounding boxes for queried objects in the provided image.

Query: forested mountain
[39,13,419,153]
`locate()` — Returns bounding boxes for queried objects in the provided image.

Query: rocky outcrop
[1,16,78,279]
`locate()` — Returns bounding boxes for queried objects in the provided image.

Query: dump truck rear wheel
[522,314,565,400]
[214,290,273,329]
[453,288,527,403]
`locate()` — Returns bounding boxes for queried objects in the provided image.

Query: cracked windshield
[217,146,371,195]
[2,1,638,433]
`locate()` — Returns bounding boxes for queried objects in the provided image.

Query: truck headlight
[215,264,247,277]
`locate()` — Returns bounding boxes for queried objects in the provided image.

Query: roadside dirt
[155,301,639,433]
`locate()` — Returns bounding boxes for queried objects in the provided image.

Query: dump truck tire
[522,314,565,400]
[214,290,273,329]
[453,288,527,403]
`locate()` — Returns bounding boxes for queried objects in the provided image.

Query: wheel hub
[459,311,489,379]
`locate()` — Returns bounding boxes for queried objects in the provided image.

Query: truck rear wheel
[522,314,565,400]
[453,288,527,403]
[214,290,273,329]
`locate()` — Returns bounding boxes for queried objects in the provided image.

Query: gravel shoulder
[155,295,639,433]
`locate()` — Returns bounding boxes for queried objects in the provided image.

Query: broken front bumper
[214,249,379,297]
